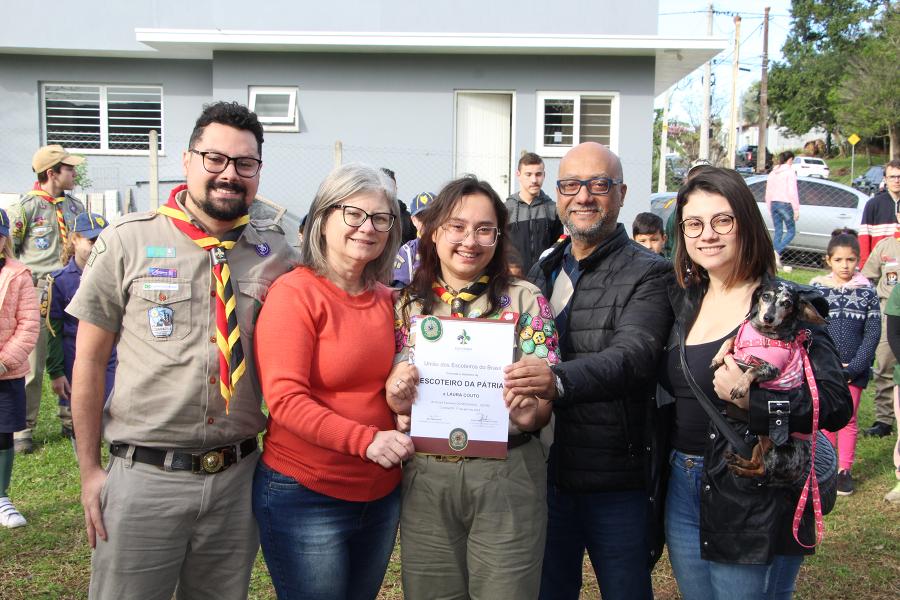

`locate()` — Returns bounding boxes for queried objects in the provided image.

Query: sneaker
[863,421,893,438]
[13,437,33,454]
[774,252,783,269]
[0,497,27,528]
[836,470,854,496]
[885,481,900,504]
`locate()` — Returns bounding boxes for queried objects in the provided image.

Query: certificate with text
[411,314,516,458]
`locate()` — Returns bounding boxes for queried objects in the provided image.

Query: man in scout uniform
[68,101,296,599]
[6,145,86,453]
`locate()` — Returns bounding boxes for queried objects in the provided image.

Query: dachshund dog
[709,281,827,482]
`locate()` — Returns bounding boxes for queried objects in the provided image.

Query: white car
[792,156,830,179]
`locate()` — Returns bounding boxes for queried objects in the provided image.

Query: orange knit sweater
[255,267,400,502]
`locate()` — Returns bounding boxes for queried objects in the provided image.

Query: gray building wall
[0,56,210,209]
[2,1,659,53]
[212,52,655,226]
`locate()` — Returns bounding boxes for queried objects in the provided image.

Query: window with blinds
[536,92,618,157]
[42,83,163,154]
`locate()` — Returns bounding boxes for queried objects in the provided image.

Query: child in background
[632,212,667,255]
[810,228,881,495]
[46,213,117,443]
[0,208,39,528]
[391,192,434,287]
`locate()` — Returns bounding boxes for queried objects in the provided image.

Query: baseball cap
[73,212,108,240]
[32,145,85,174]
[0,208,10,238]
[410,192,436,216]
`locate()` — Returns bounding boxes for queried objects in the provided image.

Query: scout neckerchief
[432,274,490,317]
[28,182,68,247]
[157,184,248,413]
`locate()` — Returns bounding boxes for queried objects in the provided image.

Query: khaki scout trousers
[15,284,48,441]
[400,438,547,600]
[89,448,260,600]
[873,300,897,426]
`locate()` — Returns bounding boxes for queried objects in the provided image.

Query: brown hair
[673,167,775,288]
[403,176,511,316]
[517,152,544,171]
[36,163,62,184]
[885,159,900,171]
[60,232,79,265]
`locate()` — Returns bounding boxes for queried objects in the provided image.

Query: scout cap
[0,208,9,237]
[73,212,108,240]
[32,145,85,174]
[410,191,436,216]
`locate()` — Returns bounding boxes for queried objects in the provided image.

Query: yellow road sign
[848,134,861,146]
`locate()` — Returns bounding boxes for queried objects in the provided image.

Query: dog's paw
[709,358,724,370]
[730,384,749,400]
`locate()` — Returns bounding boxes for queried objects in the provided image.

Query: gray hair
[300,163,401,286]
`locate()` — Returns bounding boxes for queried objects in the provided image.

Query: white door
[455,92,513,198]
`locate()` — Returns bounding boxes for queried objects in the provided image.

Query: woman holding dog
[657,167,852,599]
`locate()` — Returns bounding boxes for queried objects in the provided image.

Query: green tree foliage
[833,8,900,159]
[768,0,880,140]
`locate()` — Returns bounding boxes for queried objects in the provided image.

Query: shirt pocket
[236,278,270,330]
[129,277,193,342]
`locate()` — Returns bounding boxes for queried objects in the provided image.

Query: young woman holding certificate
[253,164,415,600]
[388,175,560,600]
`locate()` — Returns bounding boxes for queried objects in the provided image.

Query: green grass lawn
[2,375,899,599]
[824,152,887,186]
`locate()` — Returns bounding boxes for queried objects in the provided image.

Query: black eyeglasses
[680,213,736,238]
[189,149,262,178]
[556,177,622,196]
[333,204,396,232]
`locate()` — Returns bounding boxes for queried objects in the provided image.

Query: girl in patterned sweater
[811,228,881,495]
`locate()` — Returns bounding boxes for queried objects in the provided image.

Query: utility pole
[727,15,741,170]
[658,88,672,193]
[756,7,770,174]
[699,3,714,161]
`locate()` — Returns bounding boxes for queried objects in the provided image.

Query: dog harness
[732,320,804,390]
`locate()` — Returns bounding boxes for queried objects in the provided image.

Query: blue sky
[656,0,794,123]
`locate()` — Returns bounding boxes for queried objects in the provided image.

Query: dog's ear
[797,290,828,325]
[748,285,765,318]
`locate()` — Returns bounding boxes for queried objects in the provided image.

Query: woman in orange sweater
[253,164,414,600]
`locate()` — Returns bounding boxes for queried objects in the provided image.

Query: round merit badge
[420,316,443,341]
[255,242,271,257]
[449,428,468,452]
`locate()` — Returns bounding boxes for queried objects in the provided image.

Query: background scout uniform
[7,147,85,447]
[46,214,117,435]
[394,277,559,599]
[391,191,434,288]
[67,186,296,599]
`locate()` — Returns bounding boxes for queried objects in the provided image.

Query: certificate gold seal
[448,428,468,451]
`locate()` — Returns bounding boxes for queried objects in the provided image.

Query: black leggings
[0,432,13,450]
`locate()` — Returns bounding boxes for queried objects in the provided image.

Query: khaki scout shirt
[67,191,297,449]
[860,236,900,300]
[393,278,560,434]
[7,190,86,284]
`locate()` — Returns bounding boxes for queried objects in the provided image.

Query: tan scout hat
[32,145,85,174]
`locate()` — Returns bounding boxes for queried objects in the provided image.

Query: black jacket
[506,191,563,273]
[658,274,853,564]
[529,225,674,495]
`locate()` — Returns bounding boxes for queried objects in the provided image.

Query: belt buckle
[767,400,790,415]
[200,450,225,473]
[436,454,465,463]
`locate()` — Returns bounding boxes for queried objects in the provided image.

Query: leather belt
[424,432,533,463]
[109,437,258,474]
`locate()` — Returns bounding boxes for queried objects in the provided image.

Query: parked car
[852,165,885,197]
[792,156,830,179]
[650,176,869,254]
[736,145,773,172]
[745,175,869,253]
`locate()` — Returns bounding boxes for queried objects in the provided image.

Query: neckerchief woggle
[27,182,69,248]
[432,274,490,316]
[158,184,248,413]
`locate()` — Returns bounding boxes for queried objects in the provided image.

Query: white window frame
[40,82,164,156]
[534,91,619,158]
[249,86,299,132]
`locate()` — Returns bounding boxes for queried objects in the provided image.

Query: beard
[193,180,250,221]
[564,206,613,245]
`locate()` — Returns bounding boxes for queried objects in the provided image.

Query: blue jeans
[539,484,652,600]
[252,461,400,600]
[771,201,796,254]
[666,451,803,600]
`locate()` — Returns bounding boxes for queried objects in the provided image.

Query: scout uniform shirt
[7,190,85,284]
[393,278,560,435]
[861,236,900,301]
[67,189,297,449]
